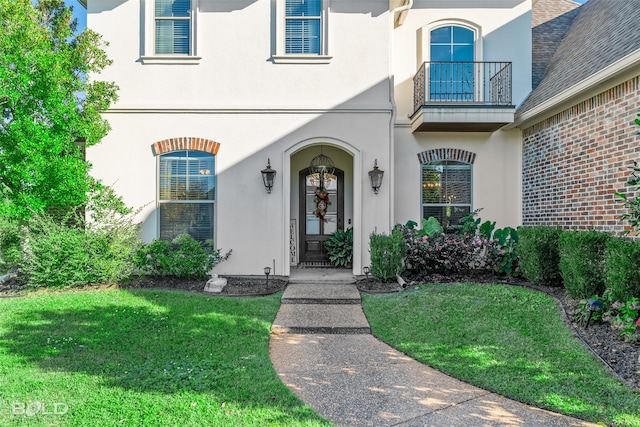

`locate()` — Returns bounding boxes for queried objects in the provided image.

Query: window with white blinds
[155,0,191,55]
[421,161,472,230]
[285,0,322,54]
[159,151,215,243]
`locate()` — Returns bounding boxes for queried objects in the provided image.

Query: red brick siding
[522,75,640,234]
[151,137,221,156]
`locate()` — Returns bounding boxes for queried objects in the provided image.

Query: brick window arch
[151,137,221,156]
[418,149,475,229]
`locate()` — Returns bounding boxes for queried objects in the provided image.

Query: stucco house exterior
[83,0,639,277]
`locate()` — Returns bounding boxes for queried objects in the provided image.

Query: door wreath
[313,188,332,222]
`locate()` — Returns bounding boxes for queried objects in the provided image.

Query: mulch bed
[1,272,638,390]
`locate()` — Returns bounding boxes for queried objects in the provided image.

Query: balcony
[410,62,515,132]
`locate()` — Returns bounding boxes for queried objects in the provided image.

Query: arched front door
[299,168,344,263]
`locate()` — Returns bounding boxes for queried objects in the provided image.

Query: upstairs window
[285,0,322,54]
[429,25,475,101]
[155,0,191,55]
[159,150,215,243]
[421,161,472,229]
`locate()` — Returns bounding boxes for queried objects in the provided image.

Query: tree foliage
[0,0,118,220]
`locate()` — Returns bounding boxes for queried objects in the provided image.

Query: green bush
[18,185,143,289]
[369,229,404,282]
[135,233,231,278]
[325,227,353,267]
[605,237,640,301]
[398,219,480,278]
[21,214,141,289]
[516,226,563,286]
[559,230,610,299]
[0,216,21,274]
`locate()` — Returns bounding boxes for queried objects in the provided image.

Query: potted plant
[325,227,353,267]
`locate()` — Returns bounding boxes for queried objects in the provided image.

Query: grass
[0,289,331,426]
[362,283,640,427]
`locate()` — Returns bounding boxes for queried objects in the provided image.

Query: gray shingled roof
[531,0,580,89]
[518,0,640,114]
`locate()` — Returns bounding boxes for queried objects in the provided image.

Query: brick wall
[522,75,640,234]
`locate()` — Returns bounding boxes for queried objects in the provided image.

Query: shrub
[398,219,481,278]
[559,230,610,299]
[21,215,140,289]
[369,228,404,282]
[19,186,142,289]
[517,226,563,286]
[0,216,22,274]
[612,297,639,343]
[325,227,353,267]
[615,160,640,231]
[135,233,231,278]
[605,237,640,301]
[483,227,519,276]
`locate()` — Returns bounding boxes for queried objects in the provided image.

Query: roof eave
[510,49,640,130]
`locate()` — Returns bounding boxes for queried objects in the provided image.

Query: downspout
[388,0,413,230]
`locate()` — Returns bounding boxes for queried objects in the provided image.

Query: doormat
[298,262,335,268]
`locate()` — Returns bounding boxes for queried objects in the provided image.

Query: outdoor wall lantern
[264,266,271,287]
[261,159,276,194]
[368,159,384,194]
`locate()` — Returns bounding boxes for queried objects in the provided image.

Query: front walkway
[269,268,597,427]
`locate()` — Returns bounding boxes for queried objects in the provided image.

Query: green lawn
[0,289,331,426]
[362,283,640,427]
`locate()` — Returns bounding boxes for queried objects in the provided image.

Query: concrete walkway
[270,268,598,427]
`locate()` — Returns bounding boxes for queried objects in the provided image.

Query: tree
[0,0,118,221]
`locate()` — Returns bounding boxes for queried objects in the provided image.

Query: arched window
[421,160,472,229]
[159,150,215,243]
[429,25,475,101]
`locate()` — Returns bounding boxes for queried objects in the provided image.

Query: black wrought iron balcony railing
[413,61,513,114]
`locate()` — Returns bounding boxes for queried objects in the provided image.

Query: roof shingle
[519,0,640,114]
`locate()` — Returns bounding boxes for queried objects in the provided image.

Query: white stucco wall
[88,108,393,276]
[393,128,523,229]
[86,0,530,276]
[392,0,533,120]
[88,0,391,110]
[390,0,530,229]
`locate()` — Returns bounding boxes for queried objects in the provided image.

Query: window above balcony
[411,24,515,132]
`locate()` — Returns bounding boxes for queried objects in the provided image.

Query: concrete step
[288,268,355,284]
[281,283,361,305]
[272,304,371,334]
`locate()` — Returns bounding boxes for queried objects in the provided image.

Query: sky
[64,0,87,30]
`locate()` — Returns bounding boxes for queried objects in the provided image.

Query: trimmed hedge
[605,237,640,301]
[516,226,563,286]
[559,230,610,299]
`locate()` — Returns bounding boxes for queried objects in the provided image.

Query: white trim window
[285,0,322,54]
[273,0,331,63]
[158,150,215,243]
[142,0,200,64]
[155,0,191,55]
[421,161,472,229]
